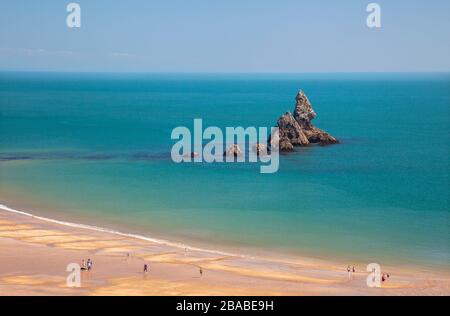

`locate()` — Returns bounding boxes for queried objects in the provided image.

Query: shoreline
[0,202,449,295]
[0,203,239,258]
[1,195,448,273]
[0,187,450,275]
[1,188,448,273]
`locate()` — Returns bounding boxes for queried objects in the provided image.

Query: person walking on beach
[87,259,92,271]
[144,263,148,273]
[81,259,87,270]
[199,267,203,278]
[347,265,351,280]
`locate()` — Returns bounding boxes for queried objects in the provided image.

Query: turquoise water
[0,72,449,268]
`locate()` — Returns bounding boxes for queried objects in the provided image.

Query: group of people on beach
[81,258,93,271]
[347,265,391,283]
[347,265,356,280]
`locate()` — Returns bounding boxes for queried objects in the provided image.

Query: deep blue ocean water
[0,72,448,268]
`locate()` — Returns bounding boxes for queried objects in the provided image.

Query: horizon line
[1,70,450,75]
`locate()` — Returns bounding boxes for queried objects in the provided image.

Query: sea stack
[271,90,339,151]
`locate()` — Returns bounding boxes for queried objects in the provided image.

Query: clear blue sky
[1,0,449,72]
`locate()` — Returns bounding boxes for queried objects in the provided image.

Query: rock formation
[252,143,269,156]
[223,144,242,157]
[277,112,309,146]
[270,90,339,151]
[293,90,339,145]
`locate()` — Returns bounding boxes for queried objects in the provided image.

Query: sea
[0,72,448,269]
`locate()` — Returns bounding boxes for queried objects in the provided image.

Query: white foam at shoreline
[0,203,242,258]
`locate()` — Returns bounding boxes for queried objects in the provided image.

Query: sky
[0,0,449,72]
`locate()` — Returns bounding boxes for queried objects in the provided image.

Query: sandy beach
[0,205,448,296]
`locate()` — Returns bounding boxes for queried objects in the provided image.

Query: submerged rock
[270,90,339,151]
